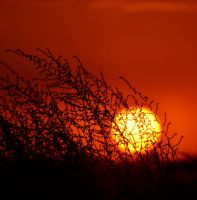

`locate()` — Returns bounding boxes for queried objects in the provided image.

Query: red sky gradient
[0,0,197,156]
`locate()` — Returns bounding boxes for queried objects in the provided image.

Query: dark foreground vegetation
[0,156,196,199]
[0,49,195,199]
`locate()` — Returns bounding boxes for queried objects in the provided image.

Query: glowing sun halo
[111,107,161,153]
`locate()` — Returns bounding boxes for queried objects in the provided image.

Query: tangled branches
[0,49,183,165]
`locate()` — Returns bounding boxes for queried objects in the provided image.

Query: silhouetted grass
[0,49,191,199]
[0,155,196,199]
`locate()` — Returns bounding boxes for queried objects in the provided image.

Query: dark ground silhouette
[0,156,196,199]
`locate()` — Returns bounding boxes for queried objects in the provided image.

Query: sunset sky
[0,0,197,155]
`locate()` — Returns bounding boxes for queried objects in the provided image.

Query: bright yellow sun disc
[111,107,161,153]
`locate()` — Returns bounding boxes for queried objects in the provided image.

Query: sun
[111,107,161,153]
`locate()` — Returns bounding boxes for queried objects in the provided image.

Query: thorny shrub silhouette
[0,49,185,199]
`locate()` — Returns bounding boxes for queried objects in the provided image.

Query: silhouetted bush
[0,48,187,200]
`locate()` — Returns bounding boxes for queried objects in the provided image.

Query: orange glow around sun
[111,107,162,153]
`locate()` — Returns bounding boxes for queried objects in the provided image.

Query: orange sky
[0,0,197,155]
